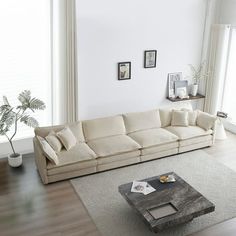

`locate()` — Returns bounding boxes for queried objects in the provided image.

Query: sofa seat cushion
[165,126,212,140]
[141,142,179,155]
[97,150,140,165]
[47,143,97,170]
[128,128,179,148]
[87,135,141,157]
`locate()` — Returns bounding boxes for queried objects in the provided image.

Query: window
[0,0,52,141]
[222,27,236,123]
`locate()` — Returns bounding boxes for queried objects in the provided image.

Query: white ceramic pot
[191,84,198,96]
[8,153,22,167]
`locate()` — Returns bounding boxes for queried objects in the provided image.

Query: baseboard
[0,137,33,159]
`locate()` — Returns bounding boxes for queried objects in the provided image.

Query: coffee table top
[118,172,215,232]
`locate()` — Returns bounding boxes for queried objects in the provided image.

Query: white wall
[76,0,207,120]
[218,0,236,24]
[0,138,33,159]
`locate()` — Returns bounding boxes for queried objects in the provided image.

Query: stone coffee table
[118,172,215,233]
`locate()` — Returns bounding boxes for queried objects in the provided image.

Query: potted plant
[188,61,209,96]
[0,90,45,167]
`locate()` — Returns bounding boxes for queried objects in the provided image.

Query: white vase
[8,153,22,167]
[191,84,198,96]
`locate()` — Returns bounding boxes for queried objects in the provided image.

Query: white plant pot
[191,84,198,96]
[8,153,22,167]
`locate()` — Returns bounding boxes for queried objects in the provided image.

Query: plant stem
[8,109,23,155]
[9,109,23,143]
[5,134,16,155]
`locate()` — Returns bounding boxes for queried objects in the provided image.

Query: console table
[167,93,205,102]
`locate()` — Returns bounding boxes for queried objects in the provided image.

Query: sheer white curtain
[51,0,77,125]
[204,24,231,115]
[221,27,236,123]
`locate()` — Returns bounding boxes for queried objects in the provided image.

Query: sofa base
[141,148,178,162]
[97,156,140,172]
[47,166,97,184]
[179,140,213,153]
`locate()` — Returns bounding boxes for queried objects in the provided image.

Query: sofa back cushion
[159,108,173,127]
[34,122,85,143]
[123,110,161,133]
[82,115,126,141]
[159,103,194,127]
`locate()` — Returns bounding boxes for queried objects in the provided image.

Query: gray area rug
[71,150,236,236]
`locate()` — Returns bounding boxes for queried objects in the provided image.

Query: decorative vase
[191,84,198,96]
[8,153,22,167]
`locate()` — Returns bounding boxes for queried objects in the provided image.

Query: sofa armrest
[33,137,49,184]
[196,111,217,144]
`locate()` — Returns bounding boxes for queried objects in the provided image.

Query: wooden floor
[0,131,236,236]
[0,155,100,236]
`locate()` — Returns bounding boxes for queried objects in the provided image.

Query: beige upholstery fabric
[97,150,140,165]
[97,157,140,172]
[179,140,213,153]
[47,143,97,170]
[197,111,217,131]
[82,115,126,141]
[123,110,161,133]
[179,135,213,147]
[48,167,97,183]
[57,127,77,150]
[33,138,48,184]
[141,148,178,162]
[159,108,172,127]
[87,135,141,157]
[141,142,179,155]
[47,159,97,176]
[37,136,59,165]
[33,103,215,184]
[165,126,212,140]
[182,109,198,126]
[128,128,178,148]
[171,110,188,127]
[45,131,63,153]
[35,122,85,143]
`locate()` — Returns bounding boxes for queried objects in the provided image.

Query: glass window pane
[0,0,51,142]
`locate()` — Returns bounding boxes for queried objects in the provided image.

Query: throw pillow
[159,108,172,127]
[56,127,77,150]
[45,131,63,153]
[181,108,198,126]
[197,111,217,131]
[171,110,189,127]
[37,136,59,165]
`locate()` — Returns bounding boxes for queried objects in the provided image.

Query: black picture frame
[144,50,157,68]
[118,62,131,80]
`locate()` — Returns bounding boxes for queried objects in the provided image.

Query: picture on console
[167,72,183,98]
[118,62,131,80]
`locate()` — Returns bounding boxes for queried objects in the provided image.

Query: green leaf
[20,115,39,128]
[18,90,31,109]
[0,110,15,135]
[2,96,10,105]
[0,105,11,115]
[29,98,46,111]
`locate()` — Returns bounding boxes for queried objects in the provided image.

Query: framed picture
[118,62,131,80]
[174,80,188,97]
[144,50,157,68]
[167,72,182,98]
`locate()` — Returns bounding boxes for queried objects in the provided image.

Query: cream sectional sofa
[34,104,216,184]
